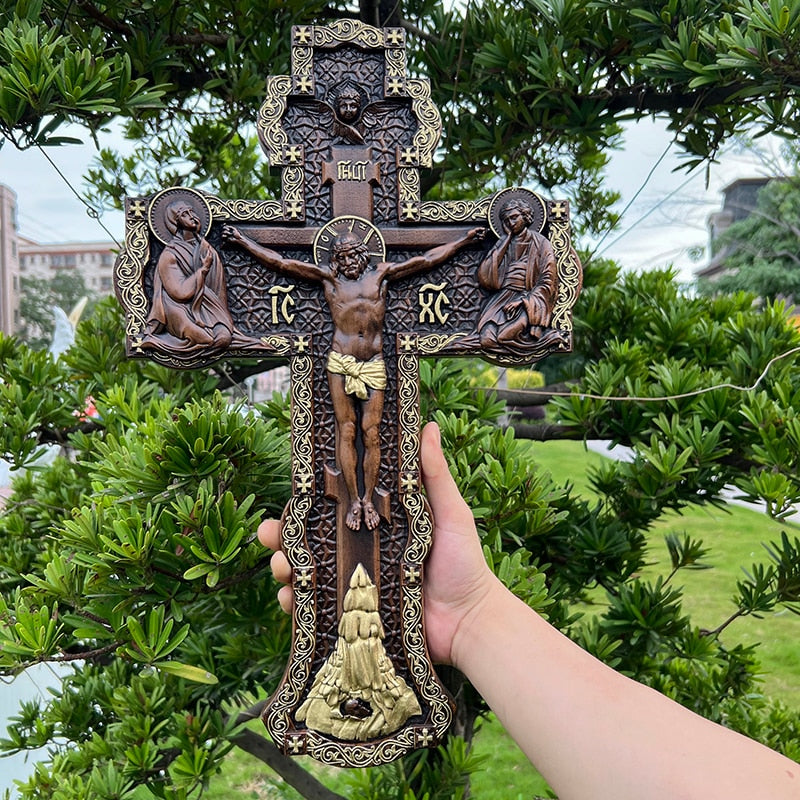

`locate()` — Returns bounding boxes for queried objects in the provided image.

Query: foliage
[2,265,800,798]
[3,0,800,796]
[7,1,800,235]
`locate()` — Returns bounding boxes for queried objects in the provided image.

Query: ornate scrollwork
[418,198,491,223]
[115,216,150,339]
[259,335,293,355]
[417,332,469,354]
[282,166,305,218]
[313,19,385,48]
[406,79,440,167]
[385,44,406,78]
[263,350,316,749]
[395,344,454,739]
[257,76,291,162]
[292,45,313,78]
[204,198,283,222]
[549,219,582,331]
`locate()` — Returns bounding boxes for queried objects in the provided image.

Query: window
[50,254,77,268]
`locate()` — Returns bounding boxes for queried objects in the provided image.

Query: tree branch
[232,728,348,800]
[507,422,584,441]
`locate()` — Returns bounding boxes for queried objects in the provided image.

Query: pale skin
[259,422,800,800]
[224,226,484,530]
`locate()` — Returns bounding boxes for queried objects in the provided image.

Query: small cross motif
[295,76,313,93]
[386,29,404,45]
[296,472,313,493]
[401,202,419,220]
[285,145,303,164]
[288,735,305,754]
[400,147,418,166]
[416,728,434,747]
[295,26,311,44]
[400,472,418,493]
[295,569,313,589]
[286,201,303,219]
[399,334,417,352]
[404,564,421,585]
[129,199,147,218]
[387,77,404,95]
[294,335,309,353]
[550,201,567,219]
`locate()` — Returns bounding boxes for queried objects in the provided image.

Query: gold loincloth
[326,351,387,400]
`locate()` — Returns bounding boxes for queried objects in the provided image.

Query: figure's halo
[148,187,213,245]
[313,215,387,265]
[487,187,547,238]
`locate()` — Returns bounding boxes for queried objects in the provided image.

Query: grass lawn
[208,439,798,798]
[530,439,800,708]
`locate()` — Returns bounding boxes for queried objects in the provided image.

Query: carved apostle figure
[223,221,484,532]
[143,200,259,354]
[477,198,559,355]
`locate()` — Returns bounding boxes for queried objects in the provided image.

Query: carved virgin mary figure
[476,198,559,357]
[143,200,258,355]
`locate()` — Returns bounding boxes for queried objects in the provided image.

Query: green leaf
[154,661,218,684]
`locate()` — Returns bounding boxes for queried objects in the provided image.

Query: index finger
[257,518,282,550]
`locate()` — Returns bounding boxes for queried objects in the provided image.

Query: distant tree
[700,175,800,302]
[18,271,95,350]
[6,1,800,235]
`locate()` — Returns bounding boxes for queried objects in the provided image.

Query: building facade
[0,184,20,336]
[0,183,116,336]
[696,177,772,283]
[18,236,117,294]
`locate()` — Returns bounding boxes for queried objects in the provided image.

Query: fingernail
[428,420,441,448]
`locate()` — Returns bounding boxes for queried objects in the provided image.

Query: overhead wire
[35,146,122,249]
[488,345,800,404]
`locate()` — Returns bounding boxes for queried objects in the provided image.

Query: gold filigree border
[418,198,492,223]
[549,219,582,331]
[263,345,316,748]
[115,211,150,343]
[396,340,454,739]
[406,79,440,169]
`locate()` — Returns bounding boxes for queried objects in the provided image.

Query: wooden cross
[114,19,582,768]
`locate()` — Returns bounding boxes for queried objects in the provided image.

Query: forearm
[453,579,798,800]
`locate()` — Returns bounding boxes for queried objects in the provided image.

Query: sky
[0,117,786,283]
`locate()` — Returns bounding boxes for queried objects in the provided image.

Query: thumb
[420,422,475,532]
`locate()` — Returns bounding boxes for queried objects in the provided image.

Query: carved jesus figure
[223,224,484,531]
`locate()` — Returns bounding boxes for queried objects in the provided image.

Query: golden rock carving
[296,564,422,740]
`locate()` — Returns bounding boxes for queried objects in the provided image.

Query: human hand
[200,246,213,273]
[467,227,488,243]
[503,298,523,315]
[257,421,498,667]
[221,224,243,245]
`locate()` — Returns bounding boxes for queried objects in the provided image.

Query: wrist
[448,572,508,673]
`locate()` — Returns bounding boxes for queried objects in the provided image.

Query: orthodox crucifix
[114,19,582,767]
